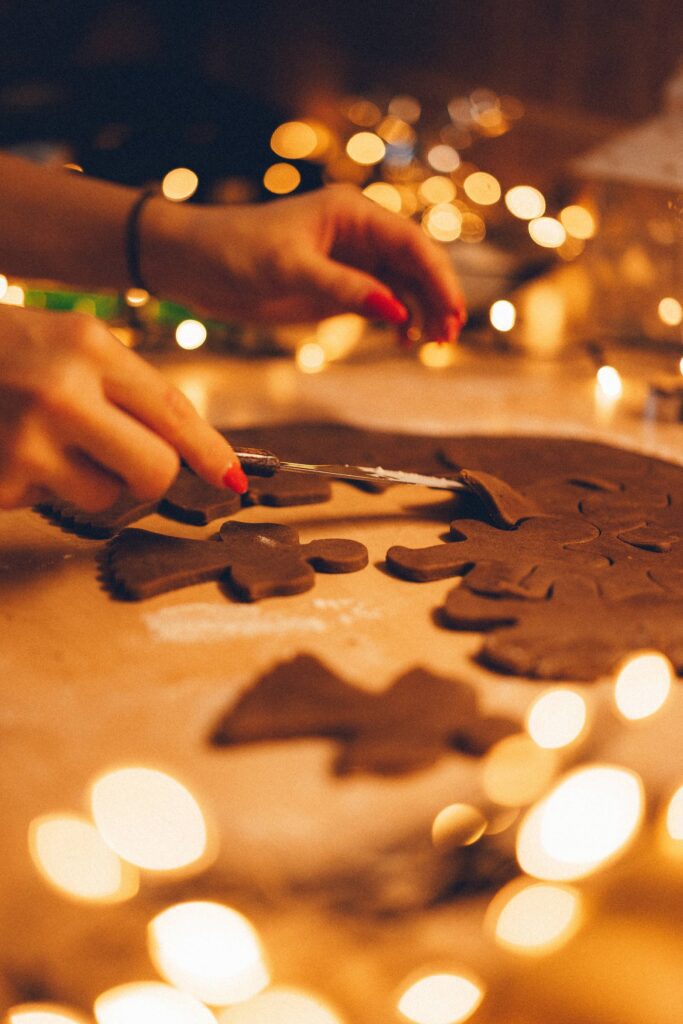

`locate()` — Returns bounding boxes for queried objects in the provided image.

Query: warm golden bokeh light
[148,901,269,1006]
[90,767,208,871]
[376,116,415,146]
[422,203,462,242]
[345,132,385,165]
[559,204,596,239]
[526,688,587,749]
[419,176,456,205]
[1,283,25,306]
[459,212,486,243]
[431,804,487,851]
[489,299,516,332]
[528,217,566,248]
[388,95,422,123]
[419,341,458,369]
[427,145,460,173]
[5,1005,91,1024]
[28,813,138,904]
[666,785,683,840]
[124,288,149,307]
[263,163,301,194]
[517,764,644,880]
[94,983,216,1024]
[296,341,327,373]
[270,121,318,159]
[596,365,623,400]
[316,314,365,360]
[504,185,545,220]
[362,182,402,213]
[463,172,501,205]
[482,734,558,807]
[614,651,673,721]
[487,879,583,956]
[346,98,381,127]
[162,167,199,202]
[216,988,343,1024]
[658,296,683,326]
[0,274,7,299]
[175,319,208,351]
[397,972,484,1024]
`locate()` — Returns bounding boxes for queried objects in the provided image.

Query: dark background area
[0,0,680,191]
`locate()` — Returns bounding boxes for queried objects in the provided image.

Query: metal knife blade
[234,447,465,491]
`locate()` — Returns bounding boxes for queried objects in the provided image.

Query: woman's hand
[146,184,466,343]
[0,306,246,510]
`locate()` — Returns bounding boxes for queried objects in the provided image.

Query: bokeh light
[362,182,402,213]
[482,734,558,807]
[296,341,327,373]
[431,804,487,851]
[559,204,596,239]
[124,288,149,307]
[94,983,216,1024]
[270,121,318,159]
[517,764,644,880]
[346,98,381,127]
[388,95,422,123]
[489,299,516,332]
[526,688,587,749]
[427,145,460,173]
[162,168,199,202]
[0,283,25,306]
[148,901,269,1006]
[487,878,583,956]
[463,172,501,205]
[346,132,385,165]
[0,274,7,299]
[5,1005,91,1024]
[504,185,545,220]
[614,651,673,721]
[658,296,683,326]
[422,203,462,242]
[596,365,623,400]
[528,217,566,248]
[459,212,486,243]
[419,342,458,368]
[376,116,416,146]
[666,785,683,840]
[90,767,208,871]
[28,813,138,903]
[397,972,484,1024]
[216,988,343,1024]
[175,319,208,351]
[316,314,365,360]
[419,176,456,205]
[263,163,301,195]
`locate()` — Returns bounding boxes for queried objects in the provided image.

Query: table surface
[1,348,682,1023]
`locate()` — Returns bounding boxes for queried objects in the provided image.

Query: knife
[233,446,466,491]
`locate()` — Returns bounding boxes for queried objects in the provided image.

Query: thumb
[301,255,409,324]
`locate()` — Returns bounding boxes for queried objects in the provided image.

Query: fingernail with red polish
[444,314,461,344]
[363,290,409,325]
[223,462,249,494]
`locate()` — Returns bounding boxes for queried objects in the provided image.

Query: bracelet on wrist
[125,187,158,294]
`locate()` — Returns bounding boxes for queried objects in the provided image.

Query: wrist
[137,194,197,304]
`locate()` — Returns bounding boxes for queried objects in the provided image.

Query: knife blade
[234,446,465,491]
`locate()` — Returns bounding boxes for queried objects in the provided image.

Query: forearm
[0,154,183,294]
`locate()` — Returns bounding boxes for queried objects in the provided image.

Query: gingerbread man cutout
[104,521,367,600]
[211,654,516,775]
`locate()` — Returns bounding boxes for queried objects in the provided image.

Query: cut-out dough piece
[104,521,368,601]
[211,654,516,775]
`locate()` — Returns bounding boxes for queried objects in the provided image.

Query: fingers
[101,347,248,494]
[0,433,121,512]
[297,253,408,323]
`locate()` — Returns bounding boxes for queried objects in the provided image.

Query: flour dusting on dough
[144,603,327,642]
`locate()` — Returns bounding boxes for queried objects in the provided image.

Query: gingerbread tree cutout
[211,654,516,775]
[442,576,683,680]
[104,521,368,600]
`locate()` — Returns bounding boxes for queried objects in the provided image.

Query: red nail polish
[363,290,409,324]
[223,463,249,494]
[444,314,460,344]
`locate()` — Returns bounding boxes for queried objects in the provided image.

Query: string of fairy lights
[4,650,682,1023]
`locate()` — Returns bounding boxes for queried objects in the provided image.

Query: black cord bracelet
[125,187,158,293]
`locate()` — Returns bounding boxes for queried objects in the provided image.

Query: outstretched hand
[146,184,466,343]
[0,306,246,510]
